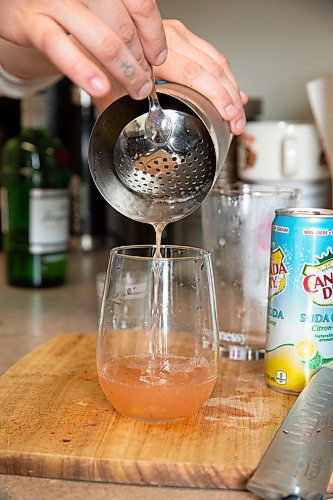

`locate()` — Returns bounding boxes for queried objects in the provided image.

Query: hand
[0,0,167,99]
[155,20,247,135]
[94,20,247,135]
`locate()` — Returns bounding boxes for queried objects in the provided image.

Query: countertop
[0,249,257,500]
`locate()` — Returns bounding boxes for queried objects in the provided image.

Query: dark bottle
[69,86,106,251]
[0,92,70,287]
[0,97,20,250]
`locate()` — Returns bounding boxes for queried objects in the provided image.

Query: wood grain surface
[0,333,330,491]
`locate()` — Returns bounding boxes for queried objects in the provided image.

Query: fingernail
[225,104,235,116]
[236,118,245,131]
[154,48,168,65]
[89,76,108,93]
[137,80,153,98]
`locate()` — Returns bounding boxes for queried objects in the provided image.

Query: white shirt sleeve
[0,63,62,98]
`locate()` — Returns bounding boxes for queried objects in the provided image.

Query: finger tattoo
[120,60,135,78]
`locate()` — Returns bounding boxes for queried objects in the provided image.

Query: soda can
[265,208,333,395]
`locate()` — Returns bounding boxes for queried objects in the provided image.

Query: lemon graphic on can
[294,339,322,370]
[294,339,316,361]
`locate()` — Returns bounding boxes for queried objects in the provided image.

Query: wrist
[0,37,59,80]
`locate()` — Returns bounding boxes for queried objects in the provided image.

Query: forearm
[0,37,63,98]
[0,38,58,79]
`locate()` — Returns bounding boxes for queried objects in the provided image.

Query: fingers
[26,15,109,96]
[161,20,246,134]
[181,25,240,88]
[187,34,248,106]
[156,48,245,135]
[28,3,154,100]
[169,21,247,106]
[240,90,249,106]
[172,41,245,130]
[122,0,167,65]
[88,0,148,72]
[0,0,167,100]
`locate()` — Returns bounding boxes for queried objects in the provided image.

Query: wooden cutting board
[0,333,331,491]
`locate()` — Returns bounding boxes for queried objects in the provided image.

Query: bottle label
[29,189,69,254]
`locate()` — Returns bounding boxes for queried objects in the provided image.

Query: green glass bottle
[0,92,70,287]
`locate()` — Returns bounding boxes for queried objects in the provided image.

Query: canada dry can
[265,208,333,395]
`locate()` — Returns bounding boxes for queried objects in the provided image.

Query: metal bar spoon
[145,67,172,144]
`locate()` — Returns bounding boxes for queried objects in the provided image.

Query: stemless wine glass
[97,245,219,422]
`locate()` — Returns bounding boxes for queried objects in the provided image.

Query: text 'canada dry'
[265,208,333,394]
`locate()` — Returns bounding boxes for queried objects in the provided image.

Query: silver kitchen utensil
[143,68,172,144]
[247,367,333,500]
[114,71,213,202]
[119,68,172,151]
[88,83,231,225]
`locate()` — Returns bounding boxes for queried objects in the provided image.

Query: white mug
[237,121,330,182]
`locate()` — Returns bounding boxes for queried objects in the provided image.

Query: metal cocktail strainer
[89,82,231,225]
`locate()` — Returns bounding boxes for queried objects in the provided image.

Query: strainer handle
[145,66,172,144]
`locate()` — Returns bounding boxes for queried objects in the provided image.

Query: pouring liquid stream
[144,222,167,382]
